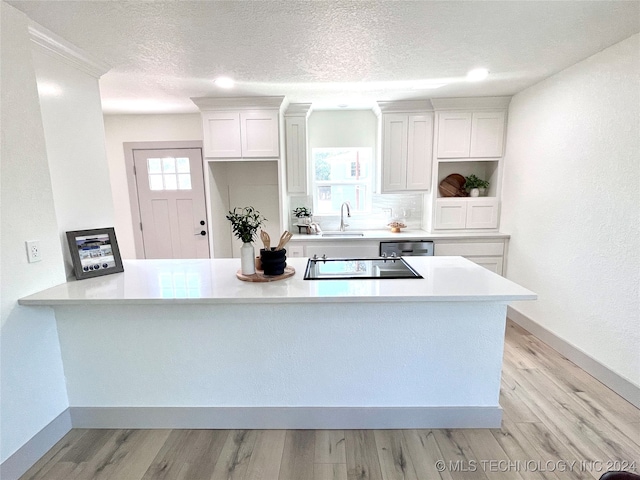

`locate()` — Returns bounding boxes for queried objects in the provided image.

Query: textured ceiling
[8,0,640,113]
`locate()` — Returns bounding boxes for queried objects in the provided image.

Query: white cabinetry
[471,111,505,158]
[434,238,507,275]
[378,101,434,193]
[288,240,379,258]
[431,97,510,232]
[192,96,284,160]
[435,198,499,230]
[284,104,311,195]
[437,111,505,158]
[436,113,472,158]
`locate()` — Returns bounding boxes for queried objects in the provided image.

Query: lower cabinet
[434,239,506,275]
[289,237,508,276]
[287,241,380,259]
[434,198,499,230]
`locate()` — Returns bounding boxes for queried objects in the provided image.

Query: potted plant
[293,206,312,224]
[226,206,266,275]
[464,174,490,197]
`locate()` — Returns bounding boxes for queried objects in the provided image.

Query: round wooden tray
[236,266,295,282]
[439,173,467,197]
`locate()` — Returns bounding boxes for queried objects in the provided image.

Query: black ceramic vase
[260,248,287,276]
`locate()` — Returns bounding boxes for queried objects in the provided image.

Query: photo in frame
[66,227,124,280]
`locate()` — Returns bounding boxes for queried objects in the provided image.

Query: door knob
[195,230,206,236]
[200,220,205,225]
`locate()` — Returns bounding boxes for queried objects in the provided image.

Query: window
[312,148,373,215]
[147,157,192,191]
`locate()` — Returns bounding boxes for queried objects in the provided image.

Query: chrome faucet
[339,201,351,231]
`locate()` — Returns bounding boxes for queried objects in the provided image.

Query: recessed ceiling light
[337,103,348,108]
[466,68,489,82]
[214,77,235,88]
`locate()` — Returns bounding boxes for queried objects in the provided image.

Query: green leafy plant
[292,207,312,218]
[226,207,266,244]
[464,174,490,190]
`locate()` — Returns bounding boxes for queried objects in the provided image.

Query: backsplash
[290,194,423,231]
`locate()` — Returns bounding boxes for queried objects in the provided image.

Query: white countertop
[290,229,510,241]
[19,256,536,306]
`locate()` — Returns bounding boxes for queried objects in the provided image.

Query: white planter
[240,242,255,275]
[470,188,480,197]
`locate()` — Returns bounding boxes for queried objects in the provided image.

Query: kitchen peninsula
[20,256,535,429]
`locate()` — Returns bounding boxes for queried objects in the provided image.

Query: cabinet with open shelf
[430,97,510,231]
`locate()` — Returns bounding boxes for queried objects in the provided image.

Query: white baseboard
[70,406,502,430]
[0,409,72,480]
[507,306,640,408]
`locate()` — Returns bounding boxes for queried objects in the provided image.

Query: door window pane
[162,157,176,173]
[147,158,162,174]
[178,174,192,190]
[176,157,190,173]
[149,174,164,191]
[164,175,177,190]
[146,156,193,191]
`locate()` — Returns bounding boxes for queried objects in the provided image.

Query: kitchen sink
[321,231,365,237]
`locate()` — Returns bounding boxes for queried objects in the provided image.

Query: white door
[133,148,210,259]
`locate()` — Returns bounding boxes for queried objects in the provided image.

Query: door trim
[123,141,204,258]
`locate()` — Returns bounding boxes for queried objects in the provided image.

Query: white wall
[0,2,69,464]
[501,34,640,388]
[103,114,203,258]
[32,44,114,279]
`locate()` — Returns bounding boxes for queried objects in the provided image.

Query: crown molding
[191,96,286,111]
[28,22,111,78]
[430,96,511,111]
[376,99,434,113]
[284,103,312,117]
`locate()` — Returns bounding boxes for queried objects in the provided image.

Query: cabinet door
[466,199,499,229]
[202,112,242,158]
[285,117,307,194]
[240,110,279,158]
[381,114,408,192]
[470,111,505,157]
[305,242,379,258]
[434,199,467,229]
[406,114,434,191]
[437,112,472,158]
[468,256,504,275]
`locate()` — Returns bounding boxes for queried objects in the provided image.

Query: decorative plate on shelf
[439,174,468,197]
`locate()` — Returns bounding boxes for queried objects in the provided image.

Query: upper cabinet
[191,96,284,160]
[378,100,434,193]
[284,104,311,195]
[437,110,505,159]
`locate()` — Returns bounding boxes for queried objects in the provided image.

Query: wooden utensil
[439,173,467,197]
[275,231,293,251]
[260,230,270,250]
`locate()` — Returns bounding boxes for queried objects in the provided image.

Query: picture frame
[66,227,124,280]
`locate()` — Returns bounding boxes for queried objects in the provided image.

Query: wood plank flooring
[20,320,639,480]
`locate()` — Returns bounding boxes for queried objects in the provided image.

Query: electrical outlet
[26,240,42,263]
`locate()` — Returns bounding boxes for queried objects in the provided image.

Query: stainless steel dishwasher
[380,240,434,257]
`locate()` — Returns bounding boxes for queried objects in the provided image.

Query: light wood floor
[21,320,639,480]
